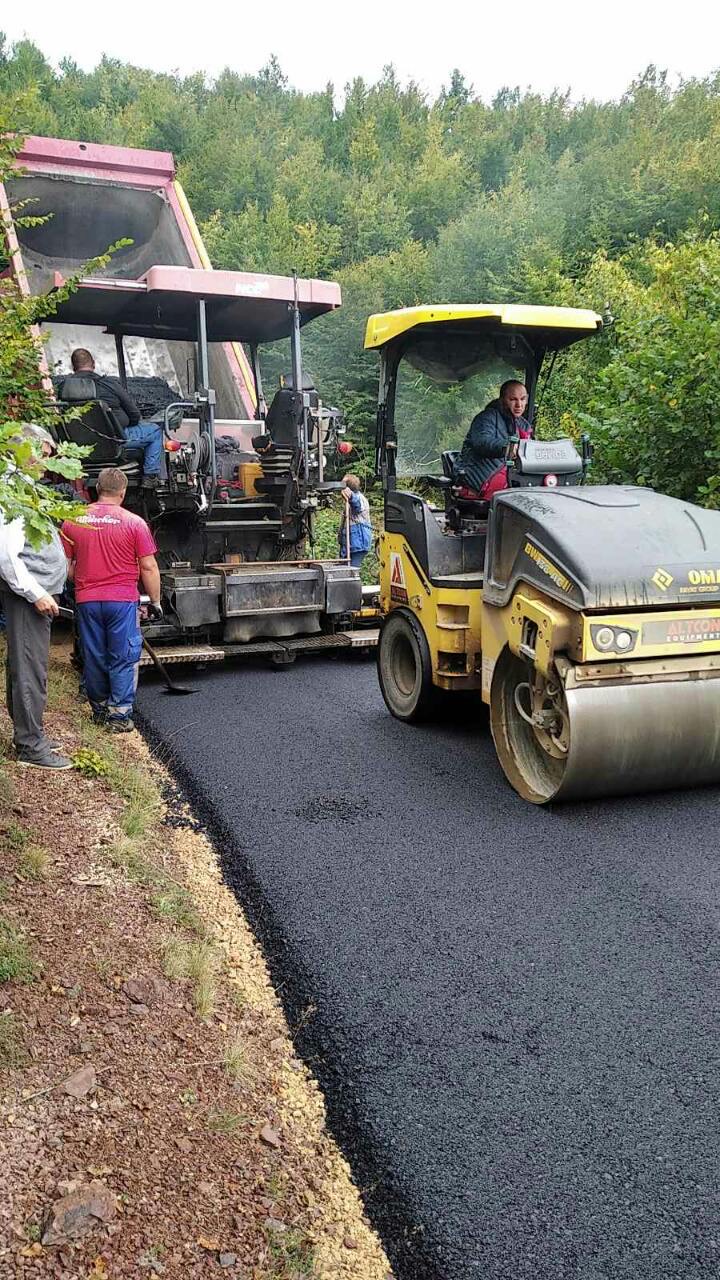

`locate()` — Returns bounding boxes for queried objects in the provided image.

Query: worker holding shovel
[60,467,162,732]
[339,474,373,571]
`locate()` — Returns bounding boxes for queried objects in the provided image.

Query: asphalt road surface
[138,655,720,1280]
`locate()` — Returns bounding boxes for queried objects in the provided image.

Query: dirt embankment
[0,642,392,1280]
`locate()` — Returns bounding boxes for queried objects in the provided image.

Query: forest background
[3,38,720,504]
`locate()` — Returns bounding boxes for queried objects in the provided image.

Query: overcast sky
[2,0,717,104]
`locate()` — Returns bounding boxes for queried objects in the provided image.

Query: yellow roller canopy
[364,303,603,351]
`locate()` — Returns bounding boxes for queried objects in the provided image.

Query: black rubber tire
[377,609,437,723]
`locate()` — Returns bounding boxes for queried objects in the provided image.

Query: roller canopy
[364,303,603,354]
[485,486,720,611]
[49,266,342,344]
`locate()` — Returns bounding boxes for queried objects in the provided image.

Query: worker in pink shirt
[61,467,162,731]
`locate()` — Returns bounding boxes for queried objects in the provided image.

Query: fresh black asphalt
[137,655,720,1279]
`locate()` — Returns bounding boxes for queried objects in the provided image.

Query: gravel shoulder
[0,637,391,1280]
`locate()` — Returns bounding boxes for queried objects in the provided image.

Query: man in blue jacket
[339,474,373,569]
[455,380,532,498]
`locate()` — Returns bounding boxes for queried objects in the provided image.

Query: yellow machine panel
[379,532,483,691]
[364,304,602,350]
[580,607,720,662]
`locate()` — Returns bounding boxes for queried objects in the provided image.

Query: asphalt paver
[138,656,720,1279]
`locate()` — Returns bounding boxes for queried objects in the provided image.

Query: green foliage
[3,821,29,851]
[0,1012,27,1067]
[151,885,202,933]
[17,845,48,881]
[0,110,130,546]
[544,236,720,503]
[71,748,112,778]
[4,46,720,499]
[0,918,36,983]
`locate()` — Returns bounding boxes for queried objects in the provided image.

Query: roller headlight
[590,624,638,655]
[594,626,615,650]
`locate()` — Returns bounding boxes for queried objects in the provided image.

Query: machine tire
[377,609,437,722]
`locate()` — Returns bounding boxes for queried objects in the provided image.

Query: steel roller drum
[492,659,720,804]
[558,677,720,800]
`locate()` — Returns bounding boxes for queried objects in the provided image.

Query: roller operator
[455,379,532,499]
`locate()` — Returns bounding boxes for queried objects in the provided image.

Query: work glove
[147,602,164,621]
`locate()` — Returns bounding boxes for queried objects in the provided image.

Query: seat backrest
[60,402,125,465]
[56,374,98,404]
[442,450,459,479]
[265,388,303,448]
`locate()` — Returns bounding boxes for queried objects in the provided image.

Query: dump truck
[2,136,377,665]
[369,303,720,803]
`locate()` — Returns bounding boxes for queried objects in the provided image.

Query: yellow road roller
[367,303,720,803]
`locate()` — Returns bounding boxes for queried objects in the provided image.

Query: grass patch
[107,835,205,934]
[80,719,118,754]
[0,918,36,983]
[267,1226,315,1277]
[112,760,160,808]
[162,938,218,1017]
[223,1034,253,1085]
[0,766,14,802]
[78,748,162,839]
[17,845,48,881]
[106,837,159,888]
[162,937,192,980]
[186,941,218,1017]
[117,766,162,836]
[0,1012,27,1068]
[45,661,77,712]
[0,881,8,902]
[206,1106,247,1135]
[120,801,156,840]
[192,968,216,1018]
[4,822,29,852]
[151,885,203,933]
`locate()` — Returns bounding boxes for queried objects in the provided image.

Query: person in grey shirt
[0,425,72,769]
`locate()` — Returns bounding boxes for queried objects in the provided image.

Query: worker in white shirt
[0,425,72,769]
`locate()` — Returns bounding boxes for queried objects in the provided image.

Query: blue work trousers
[76,601,142,723]
[124,422,163,475]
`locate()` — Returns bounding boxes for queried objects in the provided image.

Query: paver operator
[62,349,164,488]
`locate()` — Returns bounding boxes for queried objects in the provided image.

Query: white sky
[2,0,717,104]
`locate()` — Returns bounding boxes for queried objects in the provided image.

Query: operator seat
[55,374,143,487]
[253,385,304,501]
[442,449,490,531]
